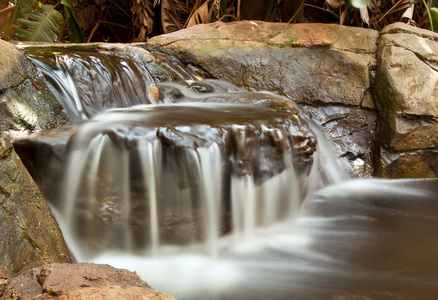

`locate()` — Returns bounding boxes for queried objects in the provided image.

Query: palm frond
[186,0,212,28]
[161,0,187,33]
[4,0,64,42]
[131,0,154,42]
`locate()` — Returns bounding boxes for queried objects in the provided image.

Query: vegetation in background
[0,0,437,43]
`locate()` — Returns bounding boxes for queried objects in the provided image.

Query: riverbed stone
[0,132,72,277]
[147,21,379,177]
[373,22,438,177]
[0,263,175,299]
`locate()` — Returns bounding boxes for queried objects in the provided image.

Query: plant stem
[422,0,434,31]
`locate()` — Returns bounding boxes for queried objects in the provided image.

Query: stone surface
[376,148,438,178]
[304,105,377,177]
[373,23,438,177]
[0,132,72,277]
[0,40,28,91]
[147,21,379,177]
[147,21,378,107]
[0,41,68,132]
[13,127,74,206]
[0,80,68,131]
[375,23,438,116]
[0,263,175,299]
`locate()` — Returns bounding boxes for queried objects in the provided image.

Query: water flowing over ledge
[11,45,438,300]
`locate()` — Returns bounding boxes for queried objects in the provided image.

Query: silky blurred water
[26,48,438,300]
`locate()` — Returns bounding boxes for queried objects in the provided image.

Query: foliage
[4,0,64,41]
[1,0,438,43]
[431,7,438,31]
[61,0,83,42]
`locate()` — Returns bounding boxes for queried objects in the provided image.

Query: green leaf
[431,7,438,31]
[349,0,371,8]
[4,0,64,42]
[61,0,84,43]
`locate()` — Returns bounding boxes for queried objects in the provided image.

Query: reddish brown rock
[1,263,175,300]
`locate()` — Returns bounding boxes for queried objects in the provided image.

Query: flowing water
[24,47,438,300]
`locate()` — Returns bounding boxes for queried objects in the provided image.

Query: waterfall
[56,102,319,261]
[26,48,365,299]
[24,45,200,119]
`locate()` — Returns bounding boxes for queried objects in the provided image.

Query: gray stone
[304,105,377,177]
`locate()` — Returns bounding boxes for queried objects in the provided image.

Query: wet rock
[373,23,438,177]
[147,21,379,177]
[13,127,74,206]
[20,44,202,119]
[376,148,438,178]
[304,105,377,177]
[0,263,175,299]
[0,41,68,132]
[0,132,72,277]
[0,80,68,131]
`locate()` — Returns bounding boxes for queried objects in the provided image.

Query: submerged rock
[0,133,72,276]
[0,263,175,299]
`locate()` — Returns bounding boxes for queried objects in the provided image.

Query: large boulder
[147,21,379,177]
[373,23,438,177]
[0,263,175,299]
[0,132,72,276]
[147,21,378,107]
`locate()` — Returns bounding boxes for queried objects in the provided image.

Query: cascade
[21,47,438,300]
